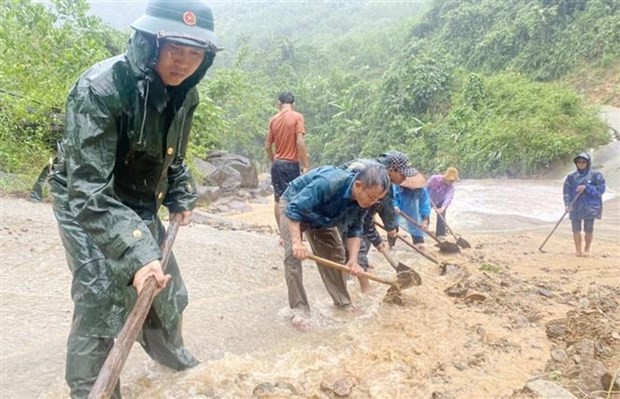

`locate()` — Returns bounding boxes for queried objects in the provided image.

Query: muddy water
[1,175,617,398]
[448,178,617,233]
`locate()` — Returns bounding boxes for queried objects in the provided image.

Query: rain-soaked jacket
[393,185,431,237]
[49,32,215,337]
[563,152,605,221]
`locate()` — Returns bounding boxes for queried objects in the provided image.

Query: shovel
[306,254,410,305]
[375,221,441,265]
[381,250,422,287]
[429,200,471,249]
[376,221,462,273]
[393,229,463,276]
[538,193,581,252]
[397,209,461,253]
[88,216,181,399]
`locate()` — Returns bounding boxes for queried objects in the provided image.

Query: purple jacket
[426,174,454,207]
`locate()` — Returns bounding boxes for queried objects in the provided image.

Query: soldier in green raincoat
[48,1,220,397]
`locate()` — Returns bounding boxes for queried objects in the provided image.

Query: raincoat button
[157,192,164,199]
[132,229,142,238]
[167,147,174,155]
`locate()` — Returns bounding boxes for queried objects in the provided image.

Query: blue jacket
[563,152,605,220]
[282,166,368,238]
[393,185,431,237]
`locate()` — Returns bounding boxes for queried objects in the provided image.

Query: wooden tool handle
[381,250,399,269]
[397,209,441,243]
[375,221,440,265]
[539,193,581,252]
[88,216,181,399]
[306,254,394,286]
[429,199,458,240]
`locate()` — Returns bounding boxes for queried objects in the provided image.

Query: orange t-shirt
[265,109,306,161]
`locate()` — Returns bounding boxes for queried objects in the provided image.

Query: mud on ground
[1,195,619,398]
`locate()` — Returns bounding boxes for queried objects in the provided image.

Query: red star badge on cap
[183,11,196,26]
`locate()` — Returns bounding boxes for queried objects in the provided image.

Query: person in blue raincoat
[393,184,431,248]
[563,152,606,257]
[48,1,220,397]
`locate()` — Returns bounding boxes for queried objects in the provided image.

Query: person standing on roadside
[265,92,310,232]
[426,167,459,238]
[563,152,606,257]
[48,1,220,397]
[279,165,390,327]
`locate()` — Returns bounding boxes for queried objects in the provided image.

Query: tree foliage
[0,0,615,187]
[0,0,123,173]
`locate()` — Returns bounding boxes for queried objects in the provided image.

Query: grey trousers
[280,203,351,311]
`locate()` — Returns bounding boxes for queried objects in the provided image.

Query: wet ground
[1,173,618,398]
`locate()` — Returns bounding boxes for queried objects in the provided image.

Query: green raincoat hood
[126,31,215,113]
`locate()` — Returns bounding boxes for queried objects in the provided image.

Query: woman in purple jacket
[426,167,459,237]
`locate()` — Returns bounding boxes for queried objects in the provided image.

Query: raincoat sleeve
[563,175,574,207]
[379,189,399,231]
[163,103,198,213]
[392,185,401,209]
[442,185,455,208]
[420,188,431,219]
[64,86,161,281]
[585,172,605,197]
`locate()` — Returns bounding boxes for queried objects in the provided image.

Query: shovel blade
[436,241,461,253]
[395,262,422,288]
[456,237,471,249]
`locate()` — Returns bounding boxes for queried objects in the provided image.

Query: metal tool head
[436,240,461,253]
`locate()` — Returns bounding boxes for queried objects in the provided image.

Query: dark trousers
[436,209,447,236]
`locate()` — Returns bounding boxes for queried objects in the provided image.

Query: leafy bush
[0,0,123,175]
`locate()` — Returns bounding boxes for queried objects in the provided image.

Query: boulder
[196,185,221,203]
[524,379,578,399]
[206,151,258,188]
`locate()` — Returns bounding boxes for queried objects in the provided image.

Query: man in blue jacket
[279,165,391,327]
[563,152,606,256]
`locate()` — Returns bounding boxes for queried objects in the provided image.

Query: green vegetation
[479,262,501,273]
[0,0,123,176]
[0,0,616,192]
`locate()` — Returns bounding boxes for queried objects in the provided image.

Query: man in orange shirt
[265,92,310,229]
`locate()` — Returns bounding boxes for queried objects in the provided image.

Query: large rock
[206,151,258,189]
[524,379,578,399]
[193,157,241,193]
[196,185,221,203]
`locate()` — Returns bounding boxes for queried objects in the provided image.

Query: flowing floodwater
[2,170,618,398]
[449,178,617,233]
